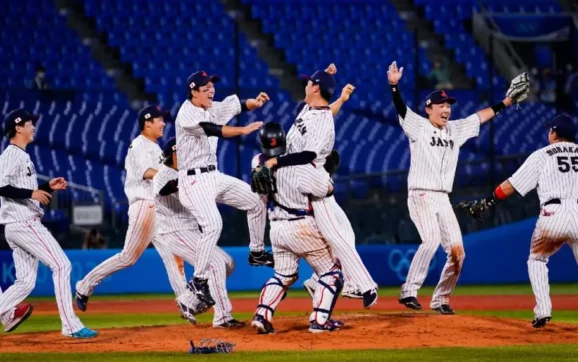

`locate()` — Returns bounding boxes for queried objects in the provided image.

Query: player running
[387,61,530,314]
[250,122,344,334]
[0,108,97,338]
[175,71,273,307]
[457,113,577,328]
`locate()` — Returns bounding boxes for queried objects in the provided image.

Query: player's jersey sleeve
[452,113,481,146]
[508,151,543,197]
[399,107,424,141]
[297,166,330,198]
[127,141,154,179]
[213,95,242,125]
[0,152,18,187]
[302,111,333,156]
[176,102,205,136]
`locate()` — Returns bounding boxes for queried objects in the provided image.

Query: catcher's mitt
[324,149,341,175]
[455,198,496,220]
[189,339,236,354]
[506,72,530,105]
[251,165,276,196]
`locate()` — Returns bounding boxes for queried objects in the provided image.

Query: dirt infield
[3,295,578,353]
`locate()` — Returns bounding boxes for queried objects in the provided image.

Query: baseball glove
[251,165,276,196]
[506,72,530,105]
[324,149,341,175]
[455,198,496,220]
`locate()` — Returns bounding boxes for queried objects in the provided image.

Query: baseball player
[250,122,344,334]
[0,108,97,338]
[387,61,530,314]
[457,113,577,328]
[175,70,273,307]
[153,137,244,328]
[261,67,379,308]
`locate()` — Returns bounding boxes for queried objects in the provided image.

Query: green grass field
[2,283,578,361]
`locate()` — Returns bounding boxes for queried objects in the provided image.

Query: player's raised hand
[246,93,270,110]
[242,121,264,135]
[32,190,52,205]
[49,177,67,191]
[387,61,404,85]
[325,63,337,75]
[340,84,355,102]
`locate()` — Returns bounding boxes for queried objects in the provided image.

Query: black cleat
[251,314,275,334]
[532,316,551,328]
[399,296,422,310]
[363,289,378,309]
[75,291,89,312]
[215,319,246,329]
[432,304,455,315]
[248,250,275,268]
[188,278,215,307]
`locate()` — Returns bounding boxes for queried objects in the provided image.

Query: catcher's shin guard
[310,262,344,325]
[255,272,297,321]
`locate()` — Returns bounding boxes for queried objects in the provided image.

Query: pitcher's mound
[3,313,578,353]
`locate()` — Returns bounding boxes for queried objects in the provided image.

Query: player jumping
[388,61,530,314]
[457,113,577,327]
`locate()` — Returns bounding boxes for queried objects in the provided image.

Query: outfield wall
[1,217,577,296]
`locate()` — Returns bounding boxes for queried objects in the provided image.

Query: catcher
[456,113,578,328]
[250,122,344,334]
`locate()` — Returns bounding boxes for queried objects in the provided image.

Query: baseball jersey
[0,145,43,224]
[286,105,335,168]
[508,142,578,204]
[400,107,481,193]
[124,135,164,205]
[175,95,241,170]
[153,165,198,235]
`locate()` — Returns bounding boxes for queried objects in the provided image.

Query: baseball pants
[154,229,235,326]
[401,190,465,308]
[178,170,265,280]
[0,217,85,335]
[76,200,157,297]
[528,201,578,319]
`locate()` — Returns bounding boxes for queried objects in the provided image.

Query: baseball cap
[300,70,336,97]
[137,105,169,129]
[163,137,177,159]
[186,71,220,90]
[546,113,577,140]
[425,90,456,106]
[3,108,39,137]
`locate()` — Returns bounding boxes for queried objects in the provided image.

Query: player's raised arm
[330,84,355,116]
[213,93,270,126]
[388,61,425,141]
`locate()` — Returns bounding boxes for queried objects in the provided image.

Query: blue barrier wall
[1,217,577,296]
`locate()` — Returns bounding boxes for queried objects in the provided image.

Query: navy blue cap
[163,137,177,159]
[425,90,456,106]
[547,113,577,140]
[186,70,220,90]
[301,70,336,96]
[138,105,169,128]
[4,108,39,137]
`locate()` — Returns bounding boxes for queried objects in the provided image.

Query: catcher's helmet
[258,122,286,157]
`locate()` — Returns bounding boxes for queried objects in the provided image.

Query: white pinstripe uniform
[398,107,481,308]
[153,165,236,326]
[508,142,578,320]
[251,154,342,326]
[175,96,266,281]
[76,135,163,296]
[288,105,377,295]
[0,145,87,336]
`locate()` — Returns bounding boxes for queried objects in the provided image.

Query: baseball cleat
[75,291,89,312]
[308,319,344,333]
[363,289,378,308]
[215,319,246,329]
[248,250,275,268]
[178,302,205,325]
[532,316,551,328]
[4,304,33,333]
[342,290,363,299]
[189,278,215,307]
[251,314,275,335]
[432,304,455,315]
[68,327,98,339]
[399,296,422,310]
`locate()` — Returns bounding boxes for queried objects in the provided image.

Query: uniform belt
[273,200,313,217]
[187,165,216,175]
[543,198,578,206]
[271,217,306,222]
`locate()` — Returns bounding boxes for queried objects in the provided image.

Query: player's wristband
[39,182,55,194]
[490,101,506,115]
[240,99,249,112]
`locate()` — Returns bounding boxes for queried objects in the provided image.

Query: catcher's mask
[259,122,286,157]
